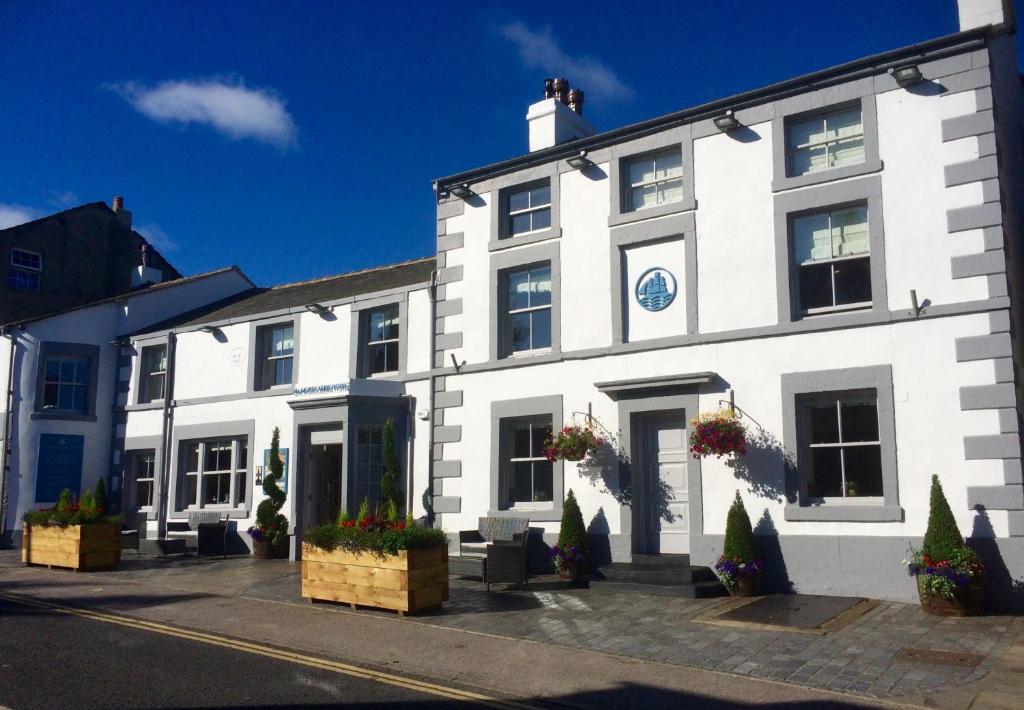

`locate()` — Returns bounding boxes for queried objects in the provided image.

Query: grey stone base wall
[693,533,1024,612]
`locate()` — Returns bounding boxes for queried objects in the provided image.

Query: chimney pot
[543,79,555,99]
[568,89,584,115]
[112,196,124,211]
[552,78,570,105]
[112,195,132,229]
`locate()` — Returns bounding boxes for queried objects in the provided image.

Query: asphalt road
[0,597,488,709]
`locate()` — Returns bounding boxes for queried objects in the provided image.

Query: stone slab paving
[4,552,1021,705]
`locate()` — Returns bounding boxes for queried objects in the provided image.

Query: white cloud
[500,22,634,101]
[0,203,39,230]
[135,222,178,253]
[110,77,297,148]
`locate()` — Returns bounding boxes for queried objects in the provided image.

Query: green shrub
[380,417,402,512]
[304,520,447,557]
[557,489,588,558]
[56,489,72,513]
[722,491,758,563]
[254,427,290,546]
[922,474,965,562]
[23,487,121,528]
[382,498,399,523]
[80,489,95,515]
[93,477,108,514]
[356,497,369,521]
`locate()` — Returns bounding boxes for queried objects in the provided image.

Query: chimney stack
[112,195,132,229]
[957,0,1013,30]
[527,78,596,151]
[131,240,163,288]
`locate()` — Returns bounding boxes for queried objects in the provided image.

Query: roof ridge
[266,255,435,291]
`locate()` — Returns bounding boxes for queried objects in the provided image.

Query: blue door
[35,434,84,502]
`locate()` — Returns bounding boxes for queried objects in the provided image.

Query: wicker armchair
[457,517,530,591]
[167,511,228,558]
[120,512,148,555]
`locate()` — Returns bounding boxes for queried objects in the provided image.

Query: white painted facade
[430,24,1024,603]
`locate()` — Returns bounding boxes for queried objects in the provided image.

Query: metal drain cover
[893,648,984,667]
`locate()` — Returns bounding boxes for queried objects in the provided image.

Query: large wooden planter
[22,523,122,571]
[301,543,448,616]
[918,576,984,617]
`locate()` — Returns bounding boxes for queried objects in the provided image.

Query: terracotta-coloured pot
[917,576,984,616]
[253,538,289,559]
[558,564,579,581]
[731,573,761,597]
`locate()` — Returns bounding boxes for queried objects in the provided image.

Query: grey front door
[640,414,690,554]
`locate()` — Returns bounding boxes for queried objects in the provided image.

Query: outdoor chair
[167,511,228,558]
[120,511,148,555]
[457,517,530,591]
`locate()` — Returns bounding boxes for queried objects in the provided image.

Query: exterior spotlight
[566,150,594,170]
[449,183,474,200]
[199,325,218,334]
[713,109,740,132]
[890,64,923,87]
[304,303,330,315]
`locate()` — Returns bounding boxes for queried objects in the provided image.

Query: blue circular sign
[635,267,677,312]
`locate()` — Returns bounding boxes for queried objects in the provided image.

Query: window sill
[784,503,902,522]
[608,199,696,228]
[771,158,883,193]
[488,227,562,252]
[169,507,251,521]
[488,508,563,523]
[31,411,97,422]
[125,401,165,412]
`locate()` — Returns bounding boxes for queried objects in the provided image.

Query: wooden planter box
[22,523,122,571]
[301,543,448,616]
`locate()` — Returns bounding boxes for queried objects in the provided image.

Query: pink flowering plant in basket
[688,408,748,459]
[543,424,605,462]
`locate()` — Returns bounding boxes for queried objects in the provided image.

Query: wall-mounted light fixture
[304,303,331,316]
[713,109,740,132]
[199,325,218,334]
[890,64,923,87]
[566,150,594,170]
[449,183,474,200]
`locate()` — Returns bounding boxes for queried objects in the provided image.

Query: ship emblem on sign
[635,267,677,312]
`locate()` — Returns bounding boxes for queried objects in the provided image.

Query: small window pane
[236,471,247,505]
[833,258,872,305]
[185,443,199,472]
[45,359,60,381]
[531,207,551,231]
[789,116,827,148]
[809,404,840,444]
[798,263,834,311]
[532,462,554,502]
[630,184,658,211]
[512,425,531,458]
[530,267,551,307]
[831,137,865,168]
[136,480,153,508]
[385,342,399,372]
[511,462,533,503]
[530,185,551,207]
[843,446,884,497]
[186,474,198,506]
[628,158,655,186]
[831,207,869,257]
[532,423,552,458]
[508,270,530,310]
[204,473,230,505]
[827,108,863,140]
[43,383,58,407]
[274,358,293,385]
[655,151,682,179]
[510,312,532,352]
[808,447,843,498]
[510,213,532,235]
[530,309,552,349]
[658,179,683,205]
[793,213,832,263]
[508,190,530,212]
[841,401,879,442]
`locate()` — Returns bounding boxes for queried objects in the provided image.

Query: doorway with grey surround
[635,411,690,554]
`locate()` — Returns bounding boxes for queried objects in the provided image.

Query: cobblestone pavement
[4,552,1021,704]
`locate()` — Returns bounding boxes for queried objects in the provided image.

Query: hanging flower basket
[543,424,605,462]
[688,408,748,459]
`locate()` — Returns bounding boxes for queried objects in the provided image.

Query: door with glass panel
[312,444,344,526]
[639,413,690,554]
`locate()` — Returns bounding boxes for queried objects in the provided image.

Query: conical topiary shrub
[557,489,588,557]
[714,491,764,596]
[93,477,108,514]
[380,417,402,513]
[921,474,964,562]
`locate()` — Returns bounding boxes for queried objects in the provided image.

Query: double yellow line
[0,592,537,709]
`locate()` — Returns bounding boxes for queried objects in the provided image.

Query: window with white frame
[257,324,294,389]
[506,183,551,237]
[626,149,683,211]
[787,105,865,177]
[42,355,90,414]
[365,305,399,375]
[353,425,383,510]
[799,391,882,501]
[139,344,167,403]
[792,205,871,314]
[504,416,554,507]
[505,264,551,354]
[9,248,42,292]
[180,438,248,509]
[128,450,156,509]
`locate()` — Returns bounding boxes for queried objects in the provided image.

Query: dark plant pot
[253,538,288,560]
[731,573,761,597]
[558,564,579,581]
[917,576,984,616]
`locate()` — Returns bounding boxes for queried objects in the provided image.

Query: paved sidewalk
[2,551,1021,708]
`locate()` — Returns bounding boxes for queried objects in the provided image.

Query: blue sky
[0,1,997,285]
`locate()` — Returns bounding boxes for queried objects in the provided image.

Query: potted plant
[552,489,589,580]
[302,501,448,615]
[713,491,763,596]
[249,427,290,559]
[689,408,747,459]
[906,474,984,616]
[543,424,605,462]
[22,479,123,571]
[380,417,402,512]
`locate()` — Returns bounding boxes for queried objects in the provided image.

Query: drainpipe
[405,394,415,517]
[426,270,438,526]
[109,336,127,511]
[0,327,17,547]
[156,331,176,540]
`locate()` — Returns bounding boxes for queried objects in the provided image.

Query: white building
[0,264,254,543]
[427,5,1024,603]
[117,258,435,553]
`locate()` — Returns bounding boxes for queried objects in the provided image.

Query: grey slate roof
[135,256,435,334]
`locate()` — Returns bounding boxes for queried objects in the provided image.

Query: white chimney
[130,241,162,288]
[112,195,133,229]
[958,0,1012,30]
[527,78,596,151]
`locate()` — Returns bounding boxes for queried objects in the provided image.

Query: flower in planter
[549,544,585,574]
[713,491,763,594]
[543,424,605,462]
[22,487,121,528]
[304,513,447,558]
[688,408,747,459]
